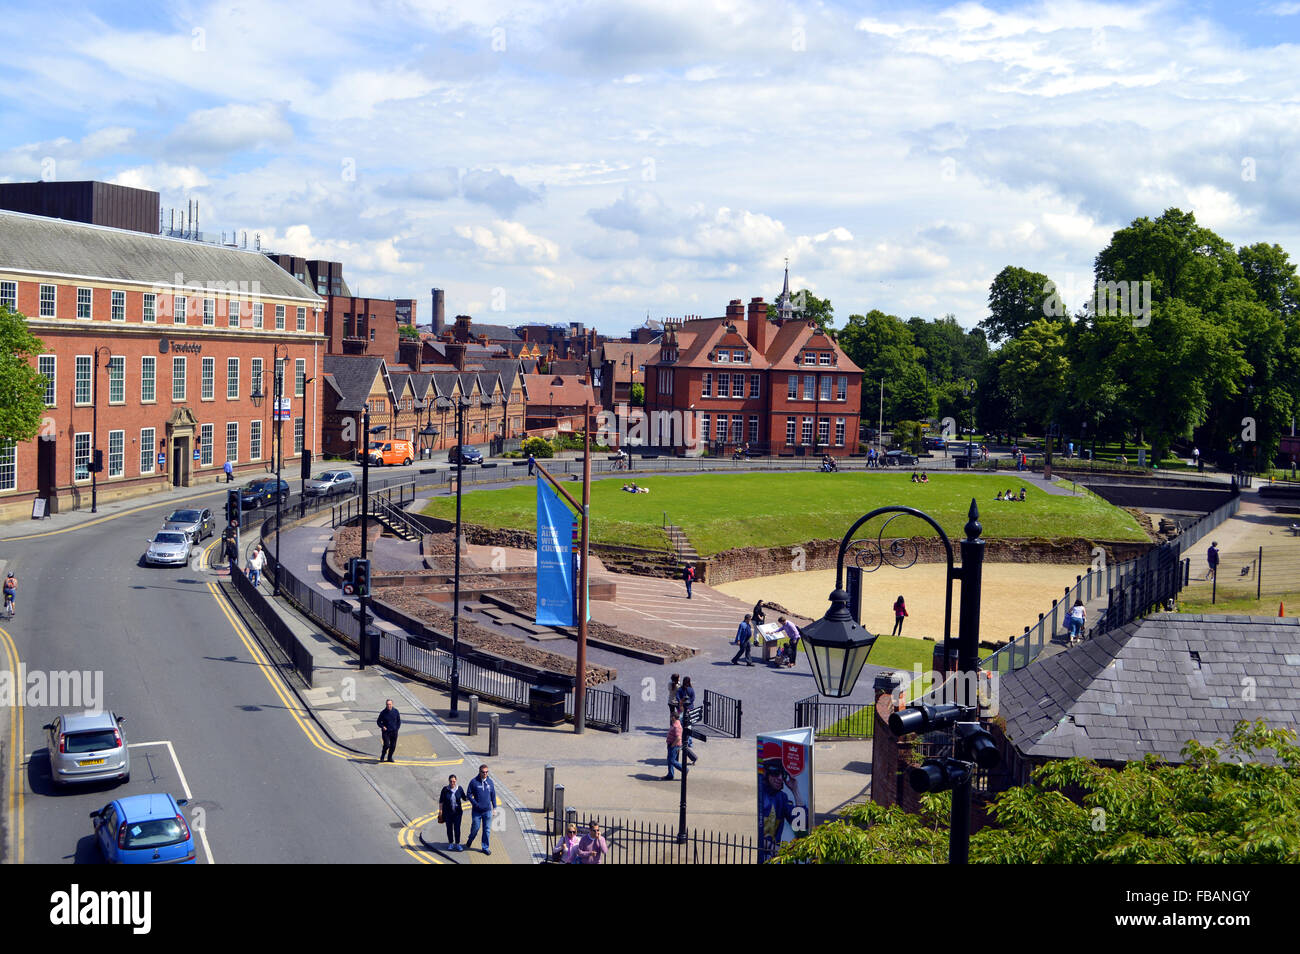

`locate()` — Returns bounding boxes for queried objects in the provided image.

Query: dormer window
[732,350,746,363]
[818,353,831,365]
[715,350,730,363]
[803,352,817,365]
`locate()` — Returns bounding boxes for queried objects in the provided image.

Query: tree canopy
[0,305,49,443]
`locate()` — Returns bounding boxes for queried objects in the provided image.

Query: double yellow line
[0,624,24,865]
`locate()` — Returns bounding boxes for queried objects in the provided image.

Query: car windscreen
[123,818,186,849]
[311,473,333,481]
[65,729,119,753]
[168,510,202,522]
[154,533,187,545]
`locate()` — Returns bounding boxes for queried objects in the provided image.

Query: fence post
[488,713,500,756]
[468,694,480,736]
[553,785,565,835]
[543,764,555,815]
[736,699,743,739]
[1257,545,1263,600]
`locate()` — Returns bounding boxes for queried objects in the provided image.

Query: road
[2,488,413,864]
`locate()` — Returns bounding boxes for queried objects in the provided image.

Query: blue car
[90,793,196,864]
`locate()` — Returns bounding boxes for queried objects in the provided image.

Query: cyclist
[3,572,15,617]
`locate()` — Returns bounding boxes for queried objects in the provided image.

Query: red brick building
[644,294,862,456]
[0,209,324,521]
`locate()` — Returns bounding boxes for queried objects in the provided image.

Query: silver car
[144,531,192,567]
[304,470,357,498]
[45,711,130,786]
[162,507,214,542]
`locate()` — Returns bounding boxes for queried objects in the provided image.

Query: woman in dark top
[439,774,469,851]
[892,596,908,636]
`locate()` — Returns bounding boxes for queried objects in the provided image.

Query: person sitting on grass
[919,472,929,483]
[1018,486,1027,501]
[623,482,638,493]
[911,470,920,483]
[995,490,1004,501]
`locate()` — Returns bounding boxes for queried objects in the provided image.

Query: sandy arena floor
[716,562,1094,644]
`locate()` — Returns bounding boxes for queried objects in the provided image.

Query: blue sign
[157,453,166,467]
[193,447,201,461]
[535,478,576,626]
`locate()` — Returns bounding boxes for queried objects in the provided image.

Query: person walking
[576,821,608,864]
[732,613,754,666]
[777,616,801,668]
[377,699,400,762]
[247,544,266,588]
[528,453,536,477]
[891,596,908,636]
[676,678,698,760]
[465,763,497,854]
[752,600,766,626]
[439,773,469,851]
[682,563,695,599]
[3,572,15,618]
[664,713,685,780]
[223,459,234,482]
[1207,541,1220,581]
[1194,446,1202,473]
[223,528,239,575]
[666,673,682,723]
[551,823,582,863]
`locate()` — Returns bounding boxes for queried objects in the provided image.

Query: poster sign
[756,727,814,863]
[275,398,293,422]
[157,453,166,468]
[535,478,576,626]
[193,447,201,461]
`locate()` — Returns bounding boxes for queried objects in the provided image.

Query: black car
[448,445,483,464]
[884,450,918,466]
[240,479,291,509]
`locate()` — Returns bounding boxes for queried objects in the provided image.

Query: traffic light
[300,449,312,482]
[226,489,242,525]
[344,558,358,595]
[889,703,999,795]
[89,449,104,473]
[353,558,370,598]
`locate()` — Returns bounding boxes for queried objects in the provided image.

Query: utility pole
[575,400,592,733]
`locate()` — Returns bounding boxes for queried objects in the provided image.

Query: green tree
[997,318,1069,445]
[398,324,420,339]
[778,721,1300,864]
[630,381,645,407]
[521,436,553,459]
[0,305,49,443]
[838,311,934,425]
[981,266,1061,344]
[782,288,834,332]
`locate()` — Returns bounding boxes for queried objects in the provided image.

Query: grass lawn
[421,475,1144,556]
[423,472,1148,556]
[1176,593,1300,615]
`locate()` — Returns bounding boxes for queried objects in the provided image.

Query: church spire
[777,257,794,322]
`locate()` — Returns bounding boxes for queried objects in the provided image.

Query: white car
[144,531,192,567]
[304,470,357,497]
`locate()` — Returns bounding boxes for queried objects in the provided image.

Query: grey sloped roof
[323,355,384,411]
[408,373,433,405]
[0,210,321,301]
[470,323,521,343]
[472,358,522,389]
[999,615,1300,764]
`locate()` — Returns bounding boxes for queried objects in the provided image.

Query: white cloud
[168,102,293,155]
[451,220,559,264]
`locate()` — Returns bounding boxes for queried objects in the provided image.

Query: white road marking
[127,739,214,864]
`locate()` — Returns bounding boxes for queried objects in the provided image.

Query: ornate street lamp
[90,346,113,513]
[436,392,474,716]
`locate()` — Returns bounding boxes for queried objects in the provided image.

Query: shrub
[522,436,554,459]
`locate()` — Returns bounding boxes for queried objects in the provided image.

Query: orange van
[368,439,415,466]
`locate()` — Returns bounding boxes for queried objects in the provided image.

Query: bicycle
[611,456,629,472]
[3,592,14,618]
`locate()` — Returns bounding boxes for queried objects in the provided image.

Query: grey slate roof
[999,615,1300,764]
[322,355,384,411]
[0,209,321,302]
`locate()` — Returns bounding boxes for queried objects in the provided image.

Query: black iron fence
[564,684,631,733]
[794,694,874,739]
[543,808,759,864]
[228,564,316,684]
[702,689,743,738]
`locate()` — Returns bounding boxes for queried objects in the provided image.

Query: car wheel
[121,772,130,784]
[403,458,411,466]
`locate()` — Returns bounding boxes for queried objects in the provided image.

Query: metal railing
[794,694,874,739]
[564,684,630,733]
[330,480,415,528]
[543,808,759,864]
[702,689,743,738]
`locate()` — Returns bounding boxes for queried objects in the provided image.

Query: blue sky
[1,0,1298,335]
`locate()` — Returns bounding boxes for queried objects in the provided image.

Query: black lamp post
[250,347,289,594]
[299,374,315,508]
[90,346,112,513]
[359,413,386,668]
[437,392,474,716]
[799,501,995,864]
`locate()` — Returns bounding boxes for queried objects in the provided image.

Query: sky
[1,0,1298,337]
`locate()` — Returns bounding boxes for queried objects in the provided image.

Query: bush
[522,436,554,459]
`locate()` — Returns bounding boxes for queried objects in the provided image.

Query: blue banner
[536,478,576,626]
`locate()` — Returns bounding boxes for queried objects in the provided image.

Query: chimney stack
[726,299,744,325]
[747,297,770,354]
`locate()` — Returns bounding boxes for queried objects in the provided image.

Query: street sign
[193,447,201,461]
[274,398,292,422]
[687,706,704,723]
[687,728,708,742]
[157,452,166,468]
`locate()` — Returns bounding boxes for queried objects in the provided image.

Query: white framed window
[701,414,711,443]
[75,355,92,405]
[39,355,56,407]
[0,281,16,310]
[108,430,124,477]
[201,357,215,400]
[250,419,262,460]
[174,295,186,325]
[786,417,796,446]
[818,417,830,446]
[39,284,56,317]
[74,432,91,481]
[295,358,306,397]
[251,357,263,400]
[803,352,816,365]
[801,417,813,445]
[296,306,306,332]
[715,350,730,363]
[749,416,759,444]
[141,358,156,402]
[819,353,832,365]
[227,358,240,399]
[294,417,304,454]
[199,423,213,465]
[730,415,743,444]
[141,356,156,403]
[254,302,264,329]
[715,416,725,442]
[111,290,125,321]
[788,375,798,400]
[717,373,730,399]
[140,428,156,474]
[733,350,746,362]
[803,376,814,401]
[275,304,285,330]
[77,287,92,319]
[701,372,712,398]
[203,298,215,326]
[173,357,187,400]
[835,418,846,447]
[0,439,15,491]
[821,376,832,402]
[226,422,239,464]
[108,356,125,404]
[660,368,673,395]
[143,293,157,323]
[228,299,241,328]
[749,374,760,399]
[837,376,847,401]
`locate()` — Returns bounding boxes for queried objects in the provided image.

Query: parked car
[884,450,918,466]
[448,445,483,465]
[144,531,192,567]
[90,793,195,864]
[923,436,947,451]
[240,478,291,509]
[368,439,415,467]
[304,470,357,498]
[161,508,214,542]
[45,711,130,786]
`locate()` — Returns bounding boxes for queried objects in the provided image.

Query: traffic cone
[1280,601,1285,617]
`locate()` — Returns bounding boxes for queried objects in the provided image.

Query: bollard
[553,785,565,835]
[489,713,499,757]
[543,765,555,815]
[468,694,480,736]
[565,806,577,833]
